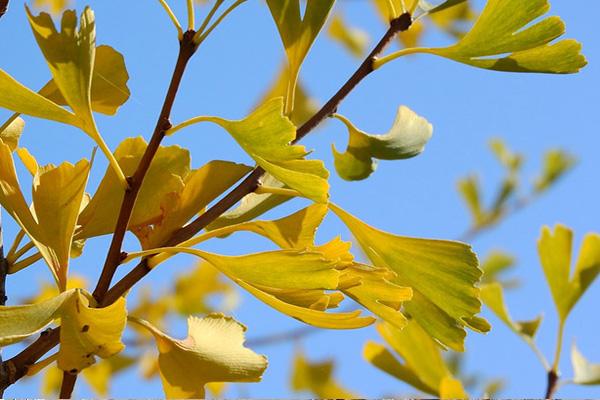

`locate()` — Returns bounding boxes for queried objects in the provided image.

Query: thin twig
[0,0,8,19]
[102,13,414,305]
[545,370,559,399]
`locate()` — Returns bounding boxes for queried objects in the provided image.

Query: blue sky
[1,0,599,397]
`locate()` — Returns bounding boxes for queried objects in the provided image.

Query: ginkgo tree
[0,0,596,398]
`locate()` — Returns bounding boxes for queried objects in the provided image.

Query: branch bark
[0,211,9,397]
[544,370,559,399]
[59,371,77,399]
[0,0,8,19]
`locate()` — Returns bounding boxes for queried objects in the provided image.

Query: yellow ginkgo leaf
[481,282,542,339]
[377,0,587,74]
[0,116,25,151]
[571,343,600,385]
[365,321,468,397]
[77,137,190,239]
[291,351,358,398]
[133,160,251,249]
[330,203,488,351]
[340,265,412,330]
[0,142,90,290]
[202,204,328,250]
[130,314,268,399]
[0,290,71,346]
[328,13,369,58]
[58,290,127,373]
[33,0,70,13]
[26,7,127,186]
[40,45,130,116]
[168,98,330,203]
[266,0,335,113]
[332,106,433,181]
[0,289,126,373]
[538,225,600,323]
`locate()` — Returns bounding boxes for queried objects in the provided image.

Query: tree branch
[92,30,199,301]
[0,0,8,19]
[0,211,9,397]
[545,370,559,399]
[59,371,77,399]
[101,14,413,305]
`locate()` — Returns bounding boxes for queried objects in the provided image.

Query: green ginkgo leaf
[168,98,329,203]
[538,225,600,322]
[378,0,587,74]
[266,0,335,112]
[481,282,542,339]
[129,314,268,399]
[25,7,127,186]
[0,141,90,290]
[330,203,488,351]
[332,106,433,181]
[534,149,576,193]
[572,343,600,385]
[328,13,369,58]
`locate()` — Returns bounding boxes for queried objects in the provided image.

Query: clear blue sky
[1,0,599,397]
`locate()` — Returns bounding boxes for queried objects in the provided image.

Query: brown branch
[92,30,199,301]
[102,13,413,304]
[544,370,559,399]
[59,371,77,399]
[0,0,8,19]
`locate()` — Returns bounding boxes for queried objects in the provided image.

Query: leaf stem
[192,0,247,45]
[6,240,35,265]
[5,229,25,262]
[187,0,195,31]
[157,0,184,39]
[8,252,42,274]
[196,0,225,37]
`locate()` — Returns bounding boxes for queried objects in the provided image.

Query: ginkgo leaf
[340,265,412,330]
[266,0,335,112]
[481,250,515,284]
[25,7,127,185]
[133,160,251,249]
[77,137,190,239]
[0,116,25,151]
[58,290,127,372]
[80,355,136,397]
[481,283,542,339]
[291,351,357,398]
[538,225,600,322]
[378,0,587,74]
[328,14,369,58]
[571,343,600,385]
[365,321,467,397]
[330,203,488,351]
[0,142,90,290]
[203,204,327,250]
[168,98,329,203]
[0,289,126,373]
[40,45,130,116]
[130,314,268,399]
[534,149,576,193]
[457,175,485,226]
[332,107,433,181]
[0,289,72,346]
